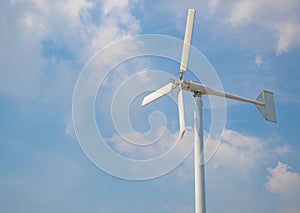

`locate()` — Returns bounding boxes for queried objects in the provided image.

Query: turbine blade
[180,9,196,72]
[142,83,174,107]
[178,88,186,139]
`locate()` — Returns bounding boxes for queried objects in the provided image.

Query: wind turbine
[141,9,277,213]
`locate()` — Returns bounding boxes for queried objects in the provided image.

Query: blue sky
[1,0,300,212]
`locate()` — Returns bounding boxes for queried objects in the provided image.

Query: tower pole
[194,92,206,213]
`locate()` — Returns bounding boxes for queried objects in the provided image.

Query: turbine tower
[141,9,276,213]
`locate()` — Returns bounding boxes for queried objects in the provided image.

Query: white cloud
[1,0,140,102]
[209,0,219,15]
[102,0,130,15]
[1,0,141,143]
[275,145,292,155]
[266,162,300,199]
[107,126,194,160]
[229,0,300,54]
[88,0,140,56]
[0,12,43,101]
[265,162,300,212]
[229,0,260,26]
[65,115,76,139]
[255,54,263,66]
[159,128,271,181]
[211,129,265,179]
[123,127,286,183]
[56,0,94,27]
[276,22,300,55]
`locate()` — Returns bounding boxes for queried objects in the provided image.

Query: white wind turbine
[141,9,277,213]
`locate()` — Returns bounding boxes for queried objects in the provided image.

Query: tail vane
[255,90,277,123]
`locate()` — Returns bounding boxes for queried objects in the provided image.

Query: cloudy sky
[1,0,300,212]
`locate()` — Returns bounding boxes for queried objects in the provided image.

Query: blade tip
[180,129,186,140]
[141,99,147,107]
